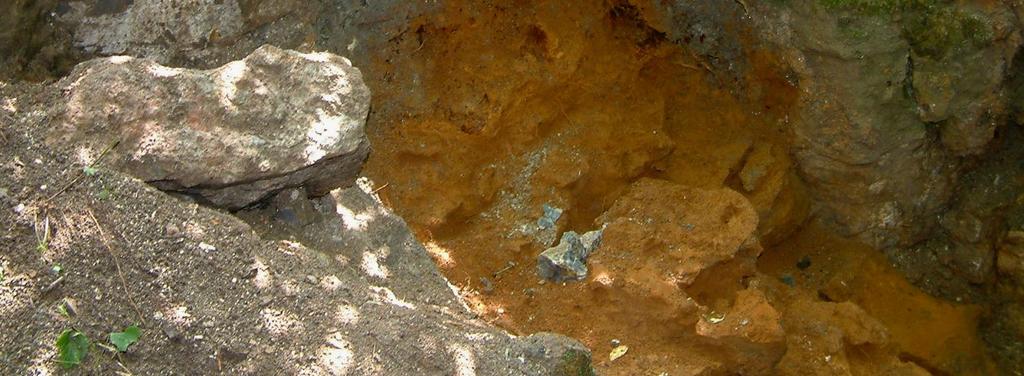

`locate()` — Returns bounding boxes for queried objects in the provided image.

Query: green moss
[817,0,992,59]
[819,0,906,15]
[902,5,992,59]
[558,350,595,376]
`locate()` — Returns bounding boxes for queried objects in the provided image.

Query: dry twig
[735,0,750,15]
[86,208,146,324]
[371,182,390,194]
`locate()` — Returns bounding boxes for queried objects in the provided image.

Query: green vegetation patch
[55,329,90,369]
[819,0,993,59]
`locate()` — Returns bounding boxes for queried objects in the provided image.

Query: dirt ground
[0,81,591,375]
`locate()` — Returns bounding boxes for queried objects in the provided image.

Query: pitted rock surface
[49,44,370,208]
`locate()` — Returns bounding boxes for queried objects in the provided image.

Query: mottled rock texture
[746,0,1021,250]
[597,178,761,286]
[48,45,370,209]
[237,182,596,375]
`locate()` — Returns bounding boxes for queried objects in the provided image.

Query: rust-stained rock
[776,298,891,375]
[695,288,786,375]
[597,178,760,286]
[49,45,370,208]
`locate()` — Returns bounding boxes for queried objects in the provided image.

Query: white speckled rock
[50,44,371,208]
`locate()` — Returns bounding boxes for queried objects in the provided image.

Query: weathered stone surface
[518,333,596,376]
[746,0,1020,249]
[0,0,81,81]
[597,178,760,286]
[998,231,1024,280]
[695,288,786,375]
[49,45,370,208]
[57,0,321,69]
[537,228,604,282]
[235,181,595,375]
[777,297,892,376]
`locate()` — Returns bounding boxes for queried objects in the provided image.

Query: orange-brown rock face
[596,178,761,287]
[354,0,1011,374]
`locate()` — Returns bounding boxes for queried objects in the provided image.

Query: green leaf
[109,325,141,352]
[83,166,98,176]
[55,329,90,369]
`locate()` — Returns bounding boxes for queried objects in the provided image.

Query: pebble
[611,339,621,347]
[305,275,317,284]
[165,223,181,238]
[162,325,180,341]
[260,296,274,306]
[480,277,495,294]
[198,242,217,252]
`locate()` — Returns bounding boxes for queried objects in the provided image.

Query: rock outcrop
[236,181,597,375]
[48,45,371,209]
[596,178,761,287]
[747,0,1021,249]
[58,0,322,70]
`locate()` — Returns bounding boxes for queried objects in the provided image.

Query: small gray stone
[537,227,604,282]
[164,223,181,238]
[480,277,495,295]
[536,204,563,230]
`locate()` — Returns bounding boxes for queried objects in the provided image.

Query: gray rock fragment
[537,227,604,282]
[536,204,563,229]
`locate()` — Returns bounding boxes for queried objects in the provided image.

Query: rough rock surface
[775,297,894,375]
[0,82,593,374]
[597,178,761,286]
[536,228,604,282]
[748,0,1021,249]
[239,180,466,310]
[57,0,322,70]
[694,288,786,375]
[0,0,82,81]
[237,181,598,375]
[48,45,370,209]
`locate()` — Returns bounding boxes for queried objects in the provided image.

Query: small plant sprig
[34,214,50,253]
[55,329,89,369]
[54,325,142,371]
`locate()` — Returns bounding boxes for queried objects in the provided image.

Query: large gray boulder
[49,44,371,209]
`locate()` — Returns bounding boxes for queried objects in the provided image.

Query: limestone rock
[50,45,371,209]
